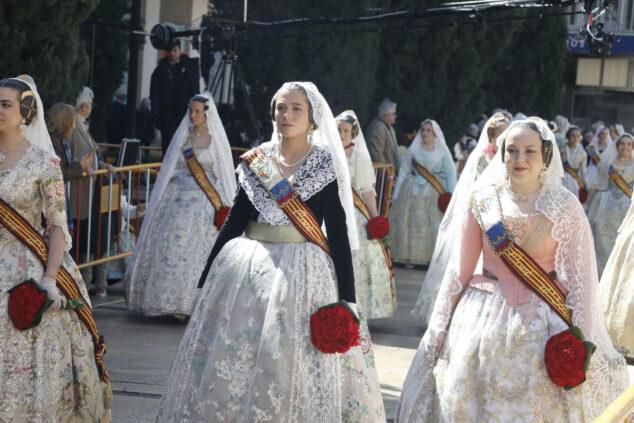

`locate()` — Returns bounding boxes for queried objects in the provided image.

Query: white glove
[190,288,202,315]
[41,277,66,312]
[347,302,359,320]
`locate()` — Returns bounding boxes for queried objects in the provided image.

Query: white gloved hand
[41,277,66,312]
[190,288,202,315]
[347,302,359,320]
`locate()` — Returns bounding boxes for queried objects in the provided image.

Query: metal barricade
[595,384,634,423]
[373,163,394,217]
[97,143,163,164]
[72,163,161,270]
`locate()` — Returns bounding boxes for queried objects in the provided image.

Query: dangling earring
[539,165,547,184]
[308,126,314,145]
[277,129,282,143]
[19,119,27,135]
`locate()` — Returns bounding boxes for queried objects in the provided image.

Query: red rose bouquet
[214,206,231,229]
[7,279,85,331]
[544,326,596,390]
[578,188,588,204]
[367,215,390,239]
[310,300,360,354]
[437,192,452,212]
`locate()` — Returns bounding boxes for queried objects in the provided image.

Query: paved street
[94,265,634,422]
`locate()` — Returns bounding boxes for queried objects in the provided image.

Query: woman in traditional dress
[586,125,612,184]
[0,76,111,422]
[396,117,630,423]
[411,113,509,323]
[388,119,456,267]
[124,93,236,318]
[156,82,385,422]
[600,196,634,358]
[336,110,395,319]
[586,133,634,276]
[561,126,589,202]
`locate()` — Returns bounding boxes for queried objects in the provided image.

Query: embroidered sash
[0,197,109,381]
[241,148,331,256]
[608,166,633,198]
[351,188,396,309]
[563,161,586,190]
[183,146,224,211]
[412,160,446,196]
[587,145,601,166]
[474,188,573,326]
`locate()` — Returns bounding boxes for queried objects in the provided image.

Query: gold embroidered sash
[563,161,586,190]
[351,188,396,309]
[241,148,331,256]
[0,197,109,381]
[183,146,224,211]
[609,165,633,198]
[412,161,446,195]
[474,188,573,326]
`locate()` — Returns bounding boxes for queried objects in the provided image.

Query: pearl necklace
[0,138,26,164]
[275,143,312,168]
[504,184,541,203]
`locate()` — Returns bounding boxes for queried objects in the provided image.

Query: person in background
[46,102,96,233]
[106,87,127,144]
[366,98,400,174]
[454,123,478,173]
[150,40,200,154]
[135,97,156,147]
[69,86,114,298]
[397,114,420,148]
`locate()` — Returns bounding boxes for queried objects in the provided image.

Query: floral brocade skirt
[397,284,585,423]
[156,236,385,423]
[388,177,444,265]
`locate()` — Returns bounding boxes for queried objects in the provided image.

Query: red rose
[8,280,51,331]
[214,206,231,230]
[544,328,593,389]
[578,188,588,204]
[310,303,360,354]
[437,192,452,212]
[367,215,390,239]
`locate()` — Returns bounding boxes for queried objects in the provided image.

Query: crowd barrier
[594,384,634,423]
[76,145,393,270]
[98,143,163,164]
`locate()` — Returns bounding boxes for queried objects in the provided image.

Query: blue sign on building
[567,32,634,54]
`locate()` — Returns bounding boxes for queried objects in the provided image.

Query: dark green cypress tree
[0,0,98,106]
[80,0,130,140]
[484,10,568,118]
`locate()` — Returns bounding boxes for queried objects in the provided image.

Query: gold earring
[308,127,314,144]
[19,119,27,135]
[539,166,547,183]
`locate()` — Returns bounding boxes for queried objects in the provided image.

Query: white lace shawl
[591,133,634,191]
[421,118,630,421]
[237,142,336,226]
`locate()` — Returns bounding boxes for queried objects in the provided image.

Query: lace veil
[411,113,509,321]
[335,110,375,194]
[128,92,237,272]
[423,117,629,420]
[271,82,358,249]
[393,119,456,199]
[591,125,613,148]
[10,76,54,154]
[592,133,634,191]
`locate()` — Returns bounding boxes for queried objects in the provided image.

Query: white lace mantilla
[237,143,337,225]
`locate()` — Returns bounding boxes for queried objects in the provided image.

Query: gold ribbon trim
[609,167,633,198]
[412,161,446,195]
[183,147,224,211]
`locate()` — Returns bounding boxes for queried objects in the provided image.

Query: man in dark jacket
[150,41,200,154]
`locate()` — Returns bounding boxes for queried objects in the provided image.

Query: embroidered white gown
[562,144,588,199]
[156,144,385,422]
[0,146,110,423]
[125,140,221,317]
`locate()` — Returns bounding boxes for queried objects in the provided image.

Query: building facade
[564,1,634,132]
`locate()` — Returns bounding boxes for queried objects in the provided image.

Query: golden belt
[245,221,307,243]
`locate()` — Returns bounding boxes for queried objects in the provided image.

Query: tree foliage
[0,0,98,106]
[205,1,568,146]
[80,0,129,140]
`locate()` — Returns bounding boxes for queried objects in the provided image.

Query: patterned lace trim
[238,143,336,225]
